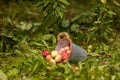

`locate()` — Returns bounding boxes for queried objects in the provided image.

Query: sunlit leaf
[70,24,79,32]
[100,0,106,4]
[58,0,70,5]
[113,0,120,6]
[42,40,49,49]
[7,68,19,76]
[0,69,8,80]
[28,60,40,78]
[62,19,70,28]
[42,34,52,40]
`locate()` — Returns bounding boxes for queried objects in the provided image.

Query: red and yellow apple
[51,50,59,58]
[49,59,56,64]
[45,55,52,61]
[62,53,69,60]
[55,54,62,63]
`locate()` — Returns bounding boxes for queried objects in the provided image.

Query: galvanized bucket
[55,32,87,63]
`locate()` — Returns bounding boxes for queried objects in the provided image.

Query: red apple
[62,53,69,60]
[49,59,56,64]
[55,55,62,63]
[59,49,67,55]
[51,50,59,58]
[45,55,52,61]
[59,48,65,53]
[42,50,50,56]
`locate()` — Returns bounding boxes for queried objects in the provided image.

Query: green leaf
[42,34,52,40]
[7,68,19,76]
[113,0,120,6]
[42,40,49,49]
[51,35,56,44]
[28,60,40,78]
[70,24,79,32]
[62,19,70,28]
[0,69,8,80]
[30,42,45,47]
[58,0,70,5]
[15,21,32,30]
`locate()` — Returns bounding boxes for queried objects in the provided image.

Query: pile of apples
[42,46,71,64]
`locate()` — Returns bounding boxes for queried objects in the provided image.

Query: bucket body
[55,32,87,63]
[69,43,87,63]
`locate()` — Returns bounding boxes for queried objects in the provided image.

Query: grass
[0,32,120,80]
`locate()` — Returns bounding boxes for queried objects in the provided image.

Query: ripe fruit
[51,50,59,57]
[64,46,70,50]
[59,49,67,55]
[55,55,62,63]
[45,55,52,61]
[62,53,69,60]
[49,59,56,64]
[67,50,71,54]
[42,50,50,56]
[72,66,79,71]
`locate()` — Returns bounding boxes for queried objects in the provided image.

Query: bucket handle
[57,32,70,41]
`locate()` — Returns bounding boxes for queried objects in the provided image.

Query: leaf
[7,68,19,76]
[58,0,70,5]
[113,0,120,6]
[42,34,52,40]
[28,60,40,78]
[62,19,70,28]
[70,24,79,32]
[30,42,45,47]
[100,0,106,4]
[42,40,49,49]
[108,11,116,15]
[0,69,8,80]
[51,35,56,44]
[56,7,63,18]
[15,21,32,30]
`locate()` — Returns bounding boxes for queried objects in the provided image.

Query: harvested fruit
[49,59,56,64]
[62,53,69,60]
[55,54,62,63]
[51,50,59,58]
[59,48,65,54]
[42,50,50,56]
[43,46,71,63]
[67,50,71,54]
[64,46,70,50]
[45,55,52,61]
[72,66,79,71]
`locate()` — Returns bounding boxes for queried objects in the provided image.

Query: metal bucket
[55,32,87,63]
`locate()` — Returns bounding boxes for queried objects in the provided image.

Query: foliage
[0,0,120,80]
[0,0,69,52]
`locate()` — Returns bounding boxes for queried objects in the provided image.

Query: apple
[61,53,69,60]
[64,46,70,50]
[67,50,71,54]
[55,55,62,63]
[59,49,67,55]
[59,48,65,53]
[72,66,79,71]
[42,50,50,56]
[49,59,56,64]
[51,50,59,58]
[45,55,52,61]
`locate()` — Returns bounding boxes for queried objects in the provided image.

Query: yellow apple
[51,50,59,58]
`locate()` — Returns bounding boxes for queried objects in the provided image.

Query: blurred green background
[0,0,120,80]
